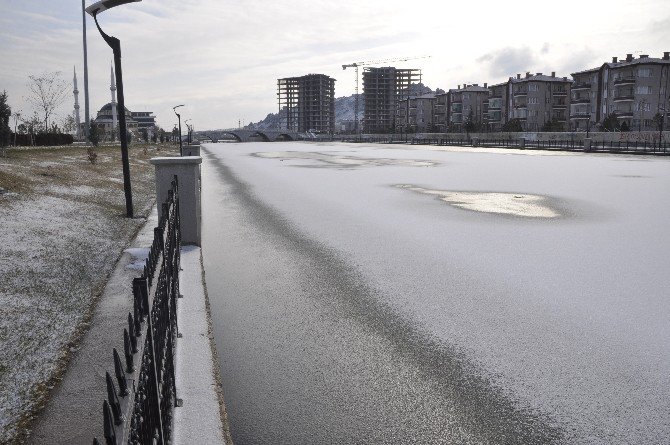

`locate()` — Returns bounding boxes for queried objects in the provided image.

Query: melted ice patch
[397,185,561,218]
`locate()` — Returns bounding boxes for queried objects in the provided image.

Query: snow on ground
[0,144,178,443]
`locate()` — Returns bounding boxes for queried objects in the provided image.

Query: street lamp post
[86,0,141,218]
[173,105,184,155]
[185,119,193,144]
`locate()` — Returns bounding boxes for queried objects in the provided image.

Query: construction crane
[342,55,431,133]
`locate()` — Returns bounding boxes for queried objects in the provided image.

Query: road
[200,141,670,445]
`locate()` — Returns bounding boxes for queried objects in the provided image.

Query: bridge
[194,129,303,143]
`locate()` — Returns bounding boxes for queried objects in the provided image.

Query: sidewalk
[28,208,228,444]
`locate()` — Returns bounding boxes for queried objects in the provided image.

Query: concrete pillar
[519,137,526,149]
[584,138,592,152]
[183,144,201,157]
[150,156,202,246]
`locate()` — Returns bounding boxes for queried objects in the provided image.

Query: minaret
[110,64,117,140]
[73,67,81,139]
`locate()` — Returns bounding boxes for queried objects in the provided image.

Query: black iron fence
[94,176,181,445]
[337,135,669,155]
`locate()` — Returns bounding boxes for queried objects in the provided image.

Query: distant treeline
[11,133,74,146]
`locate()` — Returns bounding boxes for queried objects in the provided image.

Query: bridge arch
[254,131,271,142]
[276,133,294,141]
[227,132,243,142]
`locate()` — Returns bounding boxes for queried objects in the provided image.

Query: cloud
[477,47,536,78]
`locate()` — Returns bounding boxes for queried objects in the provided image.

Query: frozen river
[200,141,670,444]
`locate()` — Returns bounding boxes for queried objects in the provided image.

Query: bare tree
[62,113,77,136]
[26,71,69,132]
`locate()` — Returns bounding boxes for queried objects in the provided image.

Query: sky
[1,0,669,131]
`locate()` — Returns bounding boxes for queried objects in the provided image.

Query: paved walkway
[28,209,227,444]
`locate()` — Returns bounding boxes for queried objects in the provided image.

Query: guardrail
[336,136,669,155]
[94,176,181,445]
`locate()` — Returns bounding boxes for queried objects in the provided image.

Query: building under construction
[277,74,336,133]
[363,67,421,133]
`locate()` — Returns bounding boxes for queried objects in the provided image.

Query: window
[637,68,652,78]
[636,86,652,94]
[528,83,539,92]
[529,97,538,104]
[636,102,651,111]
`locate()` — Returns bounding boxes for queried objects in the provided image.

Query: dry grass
[0,143,180,443]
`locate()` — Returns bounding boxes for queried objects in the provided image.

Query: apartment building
[570,52,670,131]
[446,84,490,132]
[277,74,336,133]
[509,73,571,131]
[396,93,436,132]
[363,67,421,133]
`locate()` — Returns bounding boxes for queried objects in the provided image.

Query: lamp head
[86,0,141,17]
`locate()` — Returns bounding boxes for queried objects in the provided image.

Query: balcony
[553,104,567,109]
[451,99,462,104]
[572,98,590,104]
[513,90,527,97]
[614,111,634,118]
[552,90,568,96]
[613,94,634,102]
[571,82,591,91]
[570,113,590,120]
[613,76,636,85]
[489,94,502,99]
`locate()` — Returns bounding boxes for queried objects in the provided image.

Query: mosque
[75,66,156,140]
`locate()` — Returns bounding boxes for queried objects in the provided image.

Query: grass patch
[0,143,180,443]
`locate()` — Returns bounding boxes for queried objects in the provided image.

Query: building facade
[492,72,571,131]
[446,84,490,132]
[363,67,421,133]
[277,74,336,133]
[396,93,436,132]
[570,52,670,131]
[486,82,508,132]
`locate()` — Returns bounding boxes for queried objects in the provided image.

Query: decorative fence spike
[127,314,138,353]
[105,372,123,426]
[113,348,129,397]
[123,329,134,373]
[102,400,117,445]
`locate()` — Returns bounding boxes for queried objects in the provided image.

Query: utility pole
[82,0,90,141]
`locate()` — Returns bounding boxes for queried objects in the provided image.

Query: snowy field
[0,144,178,443]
